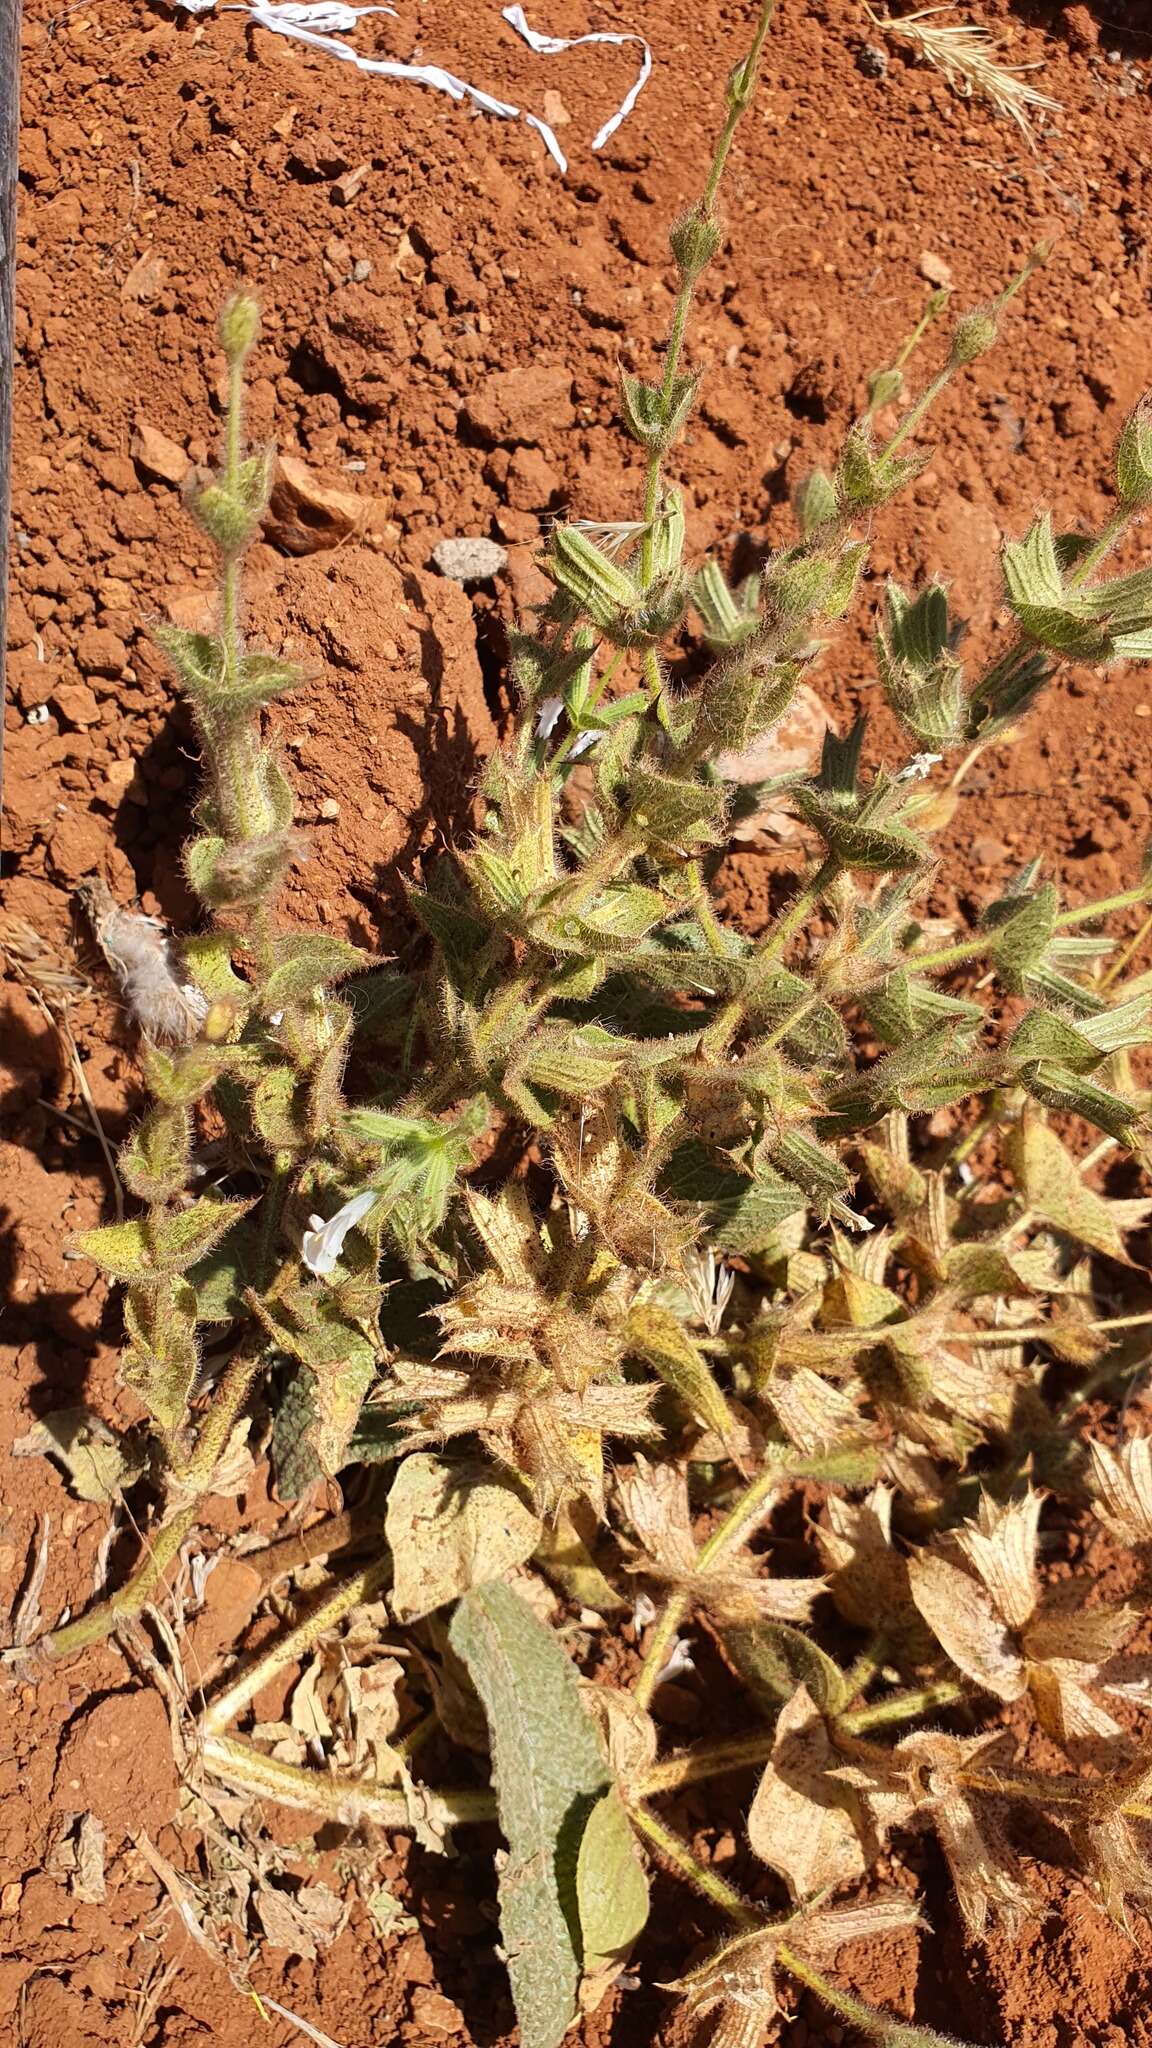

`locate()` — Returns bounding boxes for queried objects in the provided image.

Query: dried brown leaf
[1005,1116,1152,1265]
[72,1813,108,1904]
[1086,1435,1152,1547]
[894,1730,1036,1936]
[386,1451,542,1622]
[952,1489,1042,1630]
[747,1685,867,1901]
[1026,1660,1125,1753]
[907,1550,1026,1700]
[616,1456,698,1575]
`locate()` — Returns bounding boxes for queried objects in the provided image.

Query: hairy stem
[626,1800,760,1926]
[201,1557,391,1734]
[34,1346,265,1663]
[633,1463,781,1709]
[201,1731,495,1829]
[837,1679,968,1735]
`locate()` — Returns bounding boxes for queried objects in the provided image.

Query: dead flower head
[836,1727,1036,1937]
[669,1894,926,2048]
[1085,1434,1152,1550]
[1074,1752,1152,1927]
[908,1488,1135,1754]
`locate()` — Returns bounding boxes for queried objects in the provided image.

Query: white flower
[569,729,602,759]
[301,1189,378,1277]
[896,751,943,783]
[535,695,564,739]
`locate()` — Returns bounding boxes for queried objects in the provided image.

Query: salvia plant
[19,3,1152,2042]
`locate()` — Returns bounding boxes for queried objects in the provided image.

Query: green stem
[1056,883,1148,928]
[1103,906,1152,990]
[941,1309,1152,1345]
[1066,505,1133,589]
[837,1679,967,1734]
[201,1731,495,1830]
[633,1463,781,1709]
[879,366,953,462]
[636,1727,777,1797]
[903,929,991,975]
[842,1632,889,1700]
[638,0,778,591]
[201,1558,392,1734]
[35,1346,266,1663]
[761,853,840,963]
[776,1944,961,2048]
[626,1801,760,1926]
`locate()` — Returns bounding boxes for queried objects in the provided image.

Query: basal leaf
[449,1582,612,2048]
[575,1787,649,2006]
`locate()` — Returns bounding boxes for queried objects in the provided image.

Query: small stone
[542,88,571,127]
[463,364,575,447]
[319,797,340,820]
[0,1882,21,1915]
[53,681,101,727]
[918,250,954,291]
[262,454,366,556]
[972,836,1008,867]
[113,495,158,543]
[431,535,508,584]
[1135,702,1151,718]
[75,623,128,677]
[505,446,560,512]
[856,41,888,78]
[332,162,370,206]
[120,250,167,304]
[408,1988,466,2037]
[131,417,190,486]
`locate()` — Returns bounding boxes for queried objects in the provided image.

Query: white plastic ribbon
[501,4,652,153]
[248,2,395,28]
[177,2,650,172]
[301,1187,378,1277]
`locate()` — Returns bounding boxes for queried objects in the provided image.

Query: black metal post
[0,0,20,828]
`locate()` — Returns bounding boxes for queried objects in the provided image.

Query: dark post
[0,0,20,825]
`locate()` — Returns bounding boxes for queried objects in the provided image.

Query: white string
[501,3,652,153]
[178,1,652,172]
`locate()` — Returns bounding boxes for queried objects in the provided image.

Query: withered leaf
[1005,1116,1152,1264]
[12,1407,145,1505]
[386,1451,542,1622]
[952,1489,1042,1630]
[747,1684,867,1900]
[907,1551,1026,1700]
[1086,1435,1152,1546]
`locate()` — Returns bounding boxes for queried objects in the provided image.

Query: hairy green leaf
[450,1582,613,2048]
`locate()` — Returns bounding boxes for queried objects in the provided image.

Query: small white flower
[896,752,943,783]
[535,695,564,740]
[301,1188,378,1278]
[569,729,602,759]
[633,1591,658,1629]
[655,1636,696,1687]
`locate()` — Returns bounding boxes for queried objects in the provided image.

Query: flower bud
[949,306,999,367]
[669,207,722,281]
[1116,396,1152,508]
[867,366,904,412]
[219,291,261,366]
[792,467,839,535]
